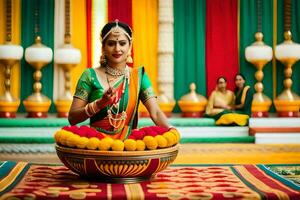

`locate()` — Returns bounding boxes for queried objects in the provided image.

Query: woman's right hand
[96,87,116,109]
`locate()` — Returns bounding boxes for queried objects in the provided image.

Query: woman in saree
[205,76,249,126]
[68,20,172,140]
[232,73,253,116]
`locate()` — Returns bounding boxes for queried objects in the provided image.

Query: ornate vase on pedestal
[178,83,207,118]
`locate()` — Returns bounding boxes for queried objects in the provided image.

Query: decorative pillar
[157,0,175,116]
[274,0,300,117]
[0,0,23,118]
[54,0,81,118]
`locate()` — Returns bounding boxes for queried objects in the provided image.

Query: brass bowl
[56,144,179,183]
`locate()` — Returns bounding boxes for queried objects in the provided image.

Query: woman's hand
[96,87,117,109]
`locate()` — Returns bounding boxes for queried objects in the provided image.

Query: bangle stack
[84,101,100,117]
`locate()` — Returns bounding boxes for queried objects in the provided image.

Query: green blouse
[74,67,156,124]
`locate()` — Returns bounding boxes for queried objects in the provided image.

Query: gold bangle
[84,104,93,117]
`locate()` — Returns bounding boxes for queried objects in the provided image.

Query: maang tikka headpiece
[101,19,132,42]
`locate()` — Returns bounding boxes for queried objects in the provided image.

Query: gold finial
[35,36,42,44]
[284,31,292,41]
[190,83,196,92]
[255,32,263,42]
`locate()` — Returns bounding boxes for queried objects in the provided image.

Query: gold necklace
[105,65,126,77]
[106,67,129,130]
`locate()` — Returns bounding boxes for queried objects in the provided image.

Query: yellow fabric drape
[92,0,107,68]
[132,0,158,92]
[70,0,87,95]
[0,0,21,98]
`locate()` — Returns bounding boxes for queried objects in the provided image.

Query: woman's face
[235,75,245,89]
[103,32,131,67]
[217,78,227,91]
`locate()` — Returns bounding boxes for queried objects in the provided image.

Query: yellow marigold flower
[59,130,74,146]
[54,130,63,143]
[86,137,100,150]
[111,140,125,151]
[143,136,158,150]
[155,135,168,148]
[66,134,81,148]
[98,137,114,151]
[163,131,176,147]
[124,139,137,151]
[169,129,181,143]
[136,140,146,151]
[76,137,89,149]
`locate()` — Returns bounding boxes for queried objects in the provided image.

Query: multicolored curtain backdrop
[174,0,206,106]
[1,0,300,114]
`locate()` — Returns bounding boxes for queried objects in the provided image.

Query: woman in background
[206,76,249,126]
[232,73,253,116]
[205,77,234,119]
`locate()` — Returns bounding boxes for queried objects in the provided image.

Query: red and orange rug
[0,161,299,199]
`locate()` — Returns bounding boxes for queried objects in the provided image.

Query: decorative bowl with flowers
[55,125,180,183]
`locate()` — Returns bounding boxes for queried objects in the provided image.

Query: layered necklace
[105,65,126,77]
[105,66,130,130]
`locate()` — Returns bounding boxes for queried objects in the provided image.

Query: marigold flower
[76,137,89,149]
[124,139,137,151]
[111,140,125,151]
[136,140,146,151]
[86,137,100,150]
[155,135,168,148]
[163,131,176,147]
[143,136,158,150]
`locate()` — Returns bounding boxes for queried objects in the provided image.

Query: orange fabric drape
[70,0,87,94]
[132,0,158,92]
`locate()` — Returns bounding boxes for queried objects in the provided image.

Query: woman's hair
[101,20,132,44]
[235,73,246,81]
[217,76,227,84]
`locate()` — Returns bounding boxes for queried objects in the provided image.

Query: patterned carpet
[0,161,300,200]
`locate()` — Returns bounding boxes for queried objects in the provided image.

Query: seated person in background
[205,77,234,119]
[205,76,249,126]
[232,73,253,116]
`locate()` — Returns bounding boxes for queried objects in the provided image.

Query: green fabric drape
[239,0,274,104]
[20,0,54,112]
[174,0,206,112]
[276,0,300,97]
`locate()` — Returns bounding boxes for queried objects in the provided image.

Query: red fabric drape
[86,0,92,68]
[205,0,239,96]
[107,0,133,67]
[107,0,132,27]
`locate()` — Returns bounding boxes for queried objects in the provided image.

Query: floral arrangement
[54,125,180,151]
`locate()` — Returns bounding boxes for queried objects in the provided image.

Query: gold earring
[100,54,107,66]
[126,51,133,63]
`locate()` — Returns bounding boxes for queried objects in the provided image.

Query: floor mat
[0,161,300,199]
